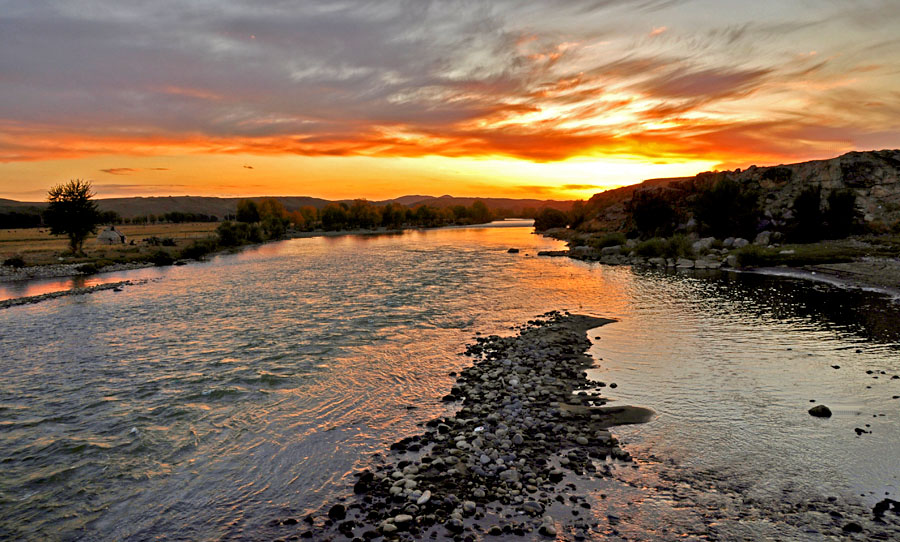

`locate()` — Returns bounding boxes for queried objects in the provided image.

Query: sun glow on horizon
[1,1,898,201]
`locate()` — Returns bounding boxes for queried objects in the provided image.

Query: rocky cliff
[580,149,900,233]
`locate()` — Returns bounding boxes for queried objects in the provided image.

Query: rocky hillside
[579,149,900,233]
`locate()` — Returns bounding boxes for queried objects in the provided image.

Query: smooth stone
[417,490,431,505]
[809,405,832,417]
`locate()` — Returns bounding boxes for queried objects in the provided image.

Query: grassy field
[0,223,219,266]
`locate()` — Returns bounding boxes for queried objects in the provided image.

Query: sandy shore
[801,257,900,293]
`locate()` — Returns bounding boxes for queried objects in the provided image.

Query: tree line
[212,197,501,247]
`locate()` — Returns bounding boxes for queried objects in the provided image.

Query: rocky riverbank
[0,261,153,283]
[539,230,900,294]
[0,279,147,310]
[296,312,657,541]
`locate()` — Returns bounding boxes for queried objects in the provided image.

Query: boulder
[692,237,716,253]
[600,245,622,255]
[754,231,772,245]
[808,405,832,418]
[733,238,749,248]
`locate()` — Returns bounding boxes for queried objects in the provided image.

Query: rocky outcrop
[579,149,900,232]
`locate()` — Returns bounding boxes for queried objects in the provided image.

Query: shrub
[635,238,667,258]
[3,255,25,268]
[216,221,248,246]
[179,239,218,260]
[533,208,569,231]
[789,186,823,242]
[588,232,626,250]
[76,262,100,274]
[261,216,288,240]
[149,250,174,266]
[692,178,760,238]
[634,235,694,259]
[630,191,677,238]
[824,189,860,239]
[665,234,694,258]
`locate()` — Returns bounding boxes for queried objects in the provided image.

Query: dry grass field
[0,223,219,266]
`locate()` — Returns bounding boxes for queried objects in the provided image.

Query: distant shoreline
[0,221,526,307]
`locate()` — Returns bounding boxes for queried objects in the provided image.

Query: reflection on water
[0,220,898,541]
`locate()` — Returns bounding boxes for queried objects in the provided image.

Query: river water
[1,221,898,540]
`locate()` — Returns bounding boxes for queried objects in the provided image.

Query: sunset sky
[2,0,899,201]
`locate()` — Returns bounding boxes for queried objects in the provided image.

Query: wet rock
[353,471,374,494]
[328,504,346,521]
[873,498,899,518]
[539,523,558,537]
[507,248,520,253]
[842,521,863,533]
[445,518,464,534]
[808,405,832,417]
[393,514,413,528]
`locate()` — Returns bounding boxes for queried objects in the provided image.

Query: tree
[692,178,760,238]
[236,199,260,223]
[824,189,860,239]
[533,207,568,231]
[789,185,823,242]
[44,179,101,254]
[629,191,677,238]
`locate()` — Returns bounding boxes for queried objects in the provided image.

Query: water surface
[1,221,898,540]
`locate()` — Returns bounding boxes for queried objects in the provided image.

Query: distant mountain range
[0,194,574,219]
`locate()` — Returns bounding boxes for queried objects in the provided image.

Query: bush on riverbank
[3,255,25,268]
[692,178,760,238]
[634,235,694,258]
[149,250,175,267]
[534,208,569,231]
[178,239,218,260]
[588,232,626,249]
[629,191,679,238]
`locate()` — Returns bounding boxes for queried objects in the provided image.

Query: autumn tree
[44,179,101,254]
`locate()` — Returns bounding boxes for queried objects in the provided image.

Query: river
[1,220,898,540]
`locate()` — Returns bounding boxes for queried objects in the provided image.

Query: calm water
[1,221,898,540]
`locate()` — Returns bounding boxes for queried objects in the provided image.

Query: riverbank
[540,229,900,294]
[0,223,475,287]
[289,312,900,541]
[299,312,653,540]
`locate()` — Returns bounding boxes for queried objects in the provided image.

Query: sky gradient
[2,0,899,200]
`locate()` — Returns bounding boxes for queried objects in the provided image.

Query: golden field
[0,223,219,266]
